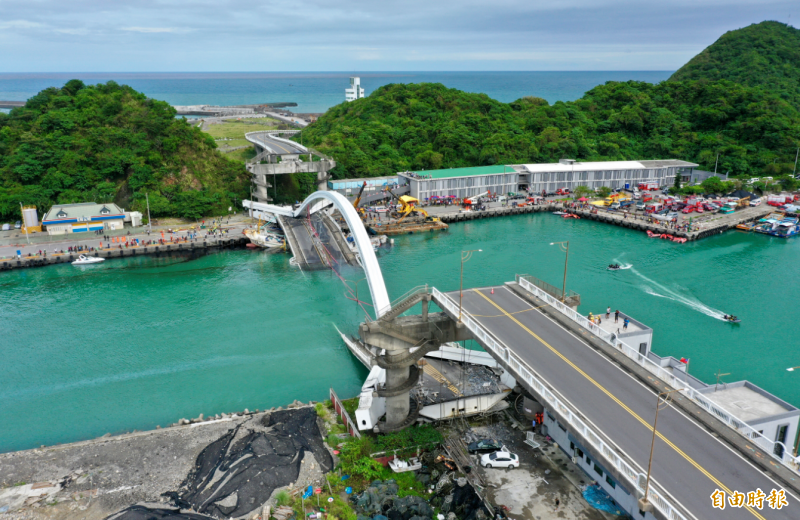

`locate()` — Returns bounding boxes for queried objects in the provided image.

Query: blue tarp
[582,485,628,516]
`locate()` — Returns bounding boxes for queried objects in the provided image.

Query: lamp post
[639,389,681,513]
[459,249,482,322]
[550,241,569,302]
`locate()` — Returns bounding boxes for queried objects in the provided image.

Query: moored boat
[72,254,105,265]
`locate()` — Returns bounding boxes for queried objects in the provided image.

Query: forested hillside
[300,80,800,180]
[670,21,800,111]
[0,80,250,221]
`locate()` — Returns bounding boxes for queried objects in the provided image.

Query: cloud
[0,20,44,30]
[120,27,189,34]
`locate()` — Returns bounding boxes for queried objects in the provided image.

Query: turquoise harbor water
[1,214,799,453]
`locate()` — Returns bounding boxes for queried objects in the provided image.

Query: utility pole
[714,153,719,175]
[19,202,30,245]
[145,193,152,233]
[793,147,799,178]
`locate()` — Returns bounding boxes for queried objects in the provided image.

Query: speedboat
[723,314,741,324]
[552,211,568,216]
[607,265,621,271]
[72,254,105,265]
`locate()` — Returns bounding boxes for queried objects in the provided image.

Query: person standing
[606,306,611,319]
[623,318,629,331]
[614,310,619,323]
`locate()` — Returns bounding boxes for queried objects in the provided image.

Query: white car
[480,450,519,469]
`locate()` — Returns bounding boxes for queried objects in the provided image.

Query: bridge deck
[443,286,796,520]
[278,213,354,270]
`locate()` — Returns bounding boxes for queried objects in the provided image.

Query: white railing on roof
[514,276,800,474]
[430,287,690,520]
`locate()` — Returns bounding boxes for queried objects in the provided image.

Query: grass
[203,119,279,140]
[275,489,291,507]
[224,147,257,163]
[341,398,358,418]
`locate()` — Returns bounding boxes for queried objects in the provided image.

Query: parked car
[666,211,679,220]
[371,206,389,213]
[682,206,695,214]
[468,438,504,454]
[635,202,646,210]
[480,450,520,469]
[1,223,10,231]
[14,220,21,229]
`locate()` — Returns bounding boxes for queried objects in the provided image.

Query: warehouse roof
[518,159,697,173]
[399,165,518,180]
[43,202,124,222]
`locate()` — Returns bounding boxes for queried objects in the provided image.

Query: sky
[0,0,796,71]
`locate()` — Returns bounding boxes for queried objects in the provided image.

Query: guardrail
[329,387,361,439]
[514,275,800,474]
[430,287,689,520]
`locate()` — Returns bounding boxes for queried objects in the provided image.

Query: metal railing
[514,275,800,474]
[371,284,430,321]
[430,287,690,520]
[517,274,579,302]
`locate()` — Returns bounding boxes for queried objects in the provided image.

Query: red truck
[638,182,659,191]
[556,188,571,196]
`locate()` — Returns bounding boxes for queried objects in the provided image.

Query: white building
[345,77,365,102]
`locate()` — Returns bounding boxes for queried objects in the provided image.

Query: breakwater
[0,236,248,270]
[434,203,771,241]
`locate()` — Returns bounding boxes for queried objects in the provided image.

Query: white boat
[388,457,422,473]
[243,229,285,249]
[72,254,105,265]
[552,211,568,215]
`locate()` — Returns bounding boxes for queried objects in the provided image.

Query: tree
[674,171,682,192]
[597,186,612,198]
[573,185,593,199]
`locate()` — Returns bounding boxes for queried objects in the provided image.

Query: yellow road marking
[422,364,462,396]
[470,303,548,318]
[471,289,766,520]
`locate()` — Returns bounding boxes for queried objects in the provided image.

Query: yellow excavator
[387,189,428,221]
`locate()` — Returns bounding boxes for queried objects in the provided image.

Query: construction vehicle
[353,181,368,218]
[369,188,449,236]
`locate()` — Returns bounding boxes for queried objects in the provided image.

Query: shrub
[274,489,290,507]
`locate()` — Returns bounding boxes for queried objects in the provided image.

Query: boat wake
[631,268,726,320]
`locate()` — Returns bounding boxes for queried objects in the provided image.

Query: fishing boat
[243,228,285,249]
[72,254,105,265]
[388,457,422,473]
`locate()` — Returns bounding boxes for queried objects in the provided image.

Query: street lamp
[550,241,569,302]
[639,389,681,513]
[459,249,482,322]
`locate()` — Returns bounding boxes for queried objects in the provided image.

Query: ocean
[1,214,798,453]
[0,71,673,113]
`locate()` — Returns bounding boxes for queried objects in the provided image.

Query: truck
[556,188,571,196]
[638,182,660,191]
[619,200,634,208]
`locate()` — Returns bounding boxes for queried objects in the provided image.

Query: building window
[546,412,555,422]
[586,457,591,466]
[57,210,67,218]
[606,476,616,489]
[594,464,603,476]
[558,422,566,432]
[100,206,110,215]
[576,448,584,458]
[570,442,575,451]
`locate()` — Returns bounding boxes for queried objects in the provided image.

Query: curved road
[249,132,306,155]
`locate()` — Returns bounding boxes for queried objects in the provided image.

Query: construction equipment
[353,181,368,209]
[387,189,429,221]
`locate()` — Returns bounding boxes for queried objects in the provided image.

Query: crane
[353,181,368,209]
[386,189,430,221]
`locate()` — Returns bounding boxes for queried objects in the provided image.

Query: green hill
[300,80,800,181]
[0,80,250,221]
[670,21,800,109]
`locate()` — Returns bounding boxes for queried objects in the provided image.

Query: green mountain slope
[0,80,250,221]
[670,21,800,109]
[300,81,800,181]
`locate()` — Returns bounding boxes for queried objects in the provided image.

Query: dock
[0,236,248,271]
[429,202,772,241]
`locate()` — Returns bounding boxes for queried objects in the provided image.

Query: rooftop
[42,202,124,222]
[517,159,698,173]
[399,165,517,180]
[697,381,798,424]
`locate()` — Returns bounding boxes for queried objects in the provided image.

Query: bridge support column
[384,352,411,429]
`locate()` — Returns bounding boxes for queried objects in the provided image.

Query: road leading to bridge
[446,286,796,520]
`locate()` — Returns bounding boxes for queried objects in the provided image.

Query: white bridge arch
[242,191,390,317]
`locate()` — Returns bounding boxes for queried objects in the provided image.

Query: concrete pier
[0,237,248,271]
[427,202,772,241]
